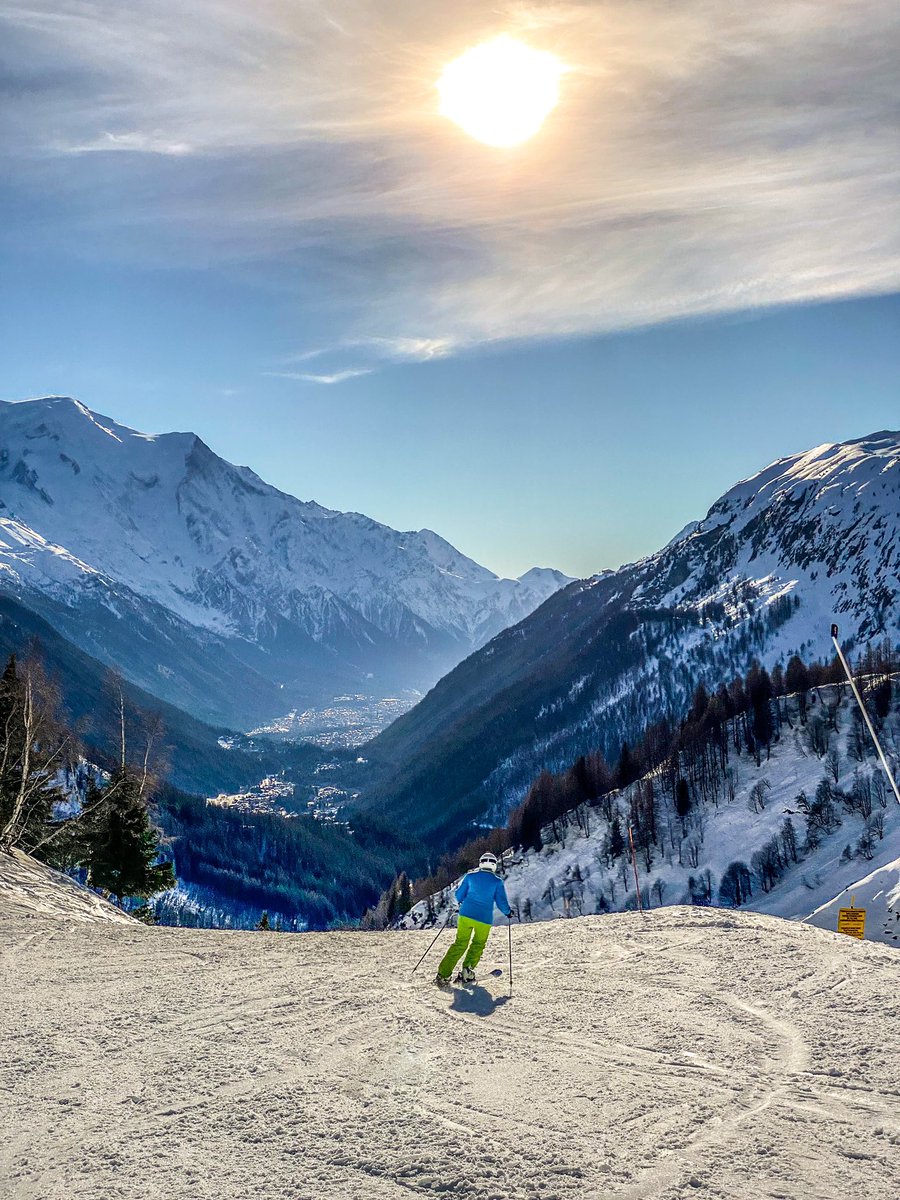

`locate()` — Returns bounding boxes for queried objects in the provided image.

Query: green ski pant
[438,915,491,979]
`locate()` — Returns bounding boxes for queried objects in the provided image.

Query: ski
[453,968,504,985]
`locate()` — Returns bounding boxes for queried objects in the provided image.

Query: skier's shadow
[450,985,509,1017]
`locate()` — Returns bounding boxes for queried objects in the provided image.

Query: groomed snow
[2,888,899,1199]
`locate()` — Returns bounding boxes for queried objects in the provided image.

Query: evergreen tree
[747,663,775,757]
[257,911,270,930]
[396,871,413,915]
[786,654,811,718]
[85,768,175,906]
[873,678,892,721]
[770,662,786,698]
[719,861,753,907]
[608,811,625,861]
[689,683,710,723]
[615,742,639,790]
[572,755,592,803]
[674,777,692,823]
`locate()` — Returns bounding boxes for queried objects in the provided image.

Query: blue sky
[2,2,898,577]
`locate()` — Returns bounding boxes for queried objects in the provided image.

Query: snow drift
[0,850,133,925]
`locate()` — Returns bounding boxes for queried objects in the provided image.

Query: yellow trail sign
[837,907,866,939]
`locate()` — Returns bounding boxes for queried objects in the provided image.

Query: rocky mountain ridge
[0,397,570,727]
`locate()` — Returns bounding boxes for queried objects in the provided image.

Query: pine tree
[608,811,625,861]
[719,861,753,907]
[785,655,811,719]
[615,742,639,790]
[257,911,271,930]
[747,663,775,759]
[396,871,413,915]
[85,768,175,906]
[674,777,692,830]
[572,755,592,803]
[518,793,543,852]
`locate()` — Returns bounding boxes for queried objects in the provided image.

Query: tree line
[380,640,898,924]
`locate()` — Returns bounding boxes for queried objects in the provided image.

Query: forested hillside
[386,645,900,940]
[0,640,410,930]
[0,593,321,798]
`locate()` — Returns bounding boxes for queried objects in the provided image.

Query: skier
[435,852,513,987]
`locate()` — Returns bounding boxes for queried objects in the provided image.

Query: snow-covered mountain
[0,397,570,727]
[363,430,900,845]
[402,687,900,946]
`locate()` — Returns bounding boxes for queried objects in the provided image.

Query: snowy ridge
[0,397,571,724]
[653,430,900,635]
[366,428,900,840]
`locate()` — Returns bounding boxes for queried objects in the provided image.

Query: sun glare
[437,36,564,148]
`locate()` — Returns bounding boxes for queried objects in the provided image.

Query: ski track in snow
[2,902,899,1200]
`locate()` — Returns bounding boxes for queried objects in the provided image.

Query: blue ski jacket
[455,869,512,926]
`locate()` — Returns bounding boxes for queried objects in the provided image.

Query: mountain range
[360,431,900,848]
[0,397,570,730]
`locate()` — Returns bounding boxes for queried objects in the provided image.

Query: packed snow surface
[3,898,899,1199]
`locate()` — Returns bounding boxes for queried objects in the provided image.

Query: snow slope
[2,902,898,1200]
[0,397,570,726]
[404,688,900,943]
[0,850,133,925]
[809,855,900,947]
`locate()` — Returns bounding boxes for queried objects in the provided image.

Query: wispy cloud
[264,369,374,386]
[2,1,898,365]
[57,131,194,156]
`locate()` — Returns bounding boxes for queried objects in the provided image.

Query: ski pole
[410,908,453,975]
[628,824,644,913]
[507,916,513,998]
[831,624,900,808]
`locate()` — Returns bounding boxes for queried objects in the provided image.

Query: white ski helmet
[479,853,498,873]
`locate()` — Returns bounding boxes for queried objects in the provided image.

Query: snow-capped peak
[0,397,572,724]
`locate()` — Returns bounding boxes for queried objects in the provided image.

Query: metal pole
[507,917,513,998]
[831,624,900,808]
[628,824,644,913]
[410,908,453,975]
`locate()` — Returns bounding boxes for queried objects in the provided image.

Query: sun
[437,35,564,148]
